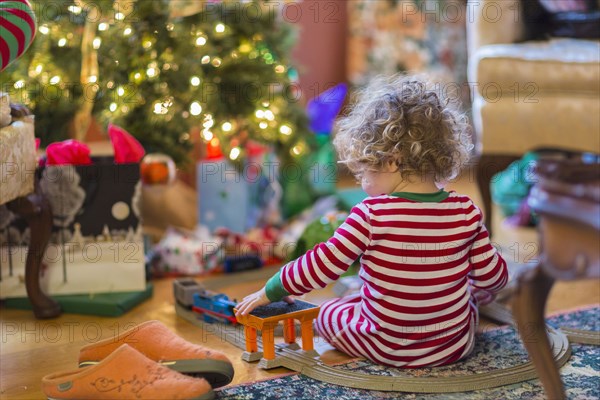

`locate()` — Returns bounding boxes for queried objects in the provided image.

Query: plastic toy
[234,300,320,369]
[173,278,237,325]
[173,277,205,308]
[193,291,237,325]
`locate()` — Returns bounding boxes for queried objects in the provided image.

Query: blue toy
[192,290,238,325]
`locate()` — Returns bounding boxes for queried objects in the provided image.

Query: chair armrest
[467,0,525,55]
[0,116,36,205]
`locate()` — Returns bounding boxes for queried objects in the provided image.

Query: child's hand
[472,287,496,306]
[235,287,269,317]
[234,287,295,317]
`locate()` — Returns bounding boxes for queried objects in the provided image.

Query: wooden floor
[1,169,599,399]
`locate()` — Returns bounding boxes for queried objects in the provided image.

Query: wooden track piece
[480,302,600,345]
[176,303,577,393]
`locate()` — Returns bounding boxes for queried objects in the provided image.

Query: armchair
[466,0,600,234]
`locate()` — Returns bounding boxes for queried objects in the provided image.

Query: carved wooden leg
[512,264,564,399]
[476,154,519,238]
[7,191,61,319]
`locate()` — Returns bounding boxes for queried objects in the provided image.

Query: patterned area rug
[216,306,599,400]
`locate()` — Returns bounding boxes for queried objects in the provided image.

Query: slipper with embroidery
[78,320,234,388]
[43,344,214,400]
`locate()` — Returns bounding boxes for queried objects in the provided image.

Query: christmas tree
[1,0,311,166]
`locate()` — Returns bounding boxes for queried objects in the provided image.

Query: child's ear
[386,159,400,172]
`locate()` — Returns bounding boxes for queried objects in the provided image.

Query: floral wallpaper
[347,0,469,106]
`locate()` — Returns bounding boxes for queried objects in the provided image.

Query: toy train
[173,278,238,325]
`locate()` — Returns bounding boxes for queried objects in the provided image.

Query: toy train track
[275,334,568,393]
[480,302,600,346]
[560,328,600,345]
[176,302,574,393]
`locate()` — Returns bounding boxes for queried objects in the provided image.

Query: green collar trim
[390,190,449,202]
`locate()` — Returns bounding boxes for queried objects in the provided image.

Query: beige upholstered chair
[466,0,600,234]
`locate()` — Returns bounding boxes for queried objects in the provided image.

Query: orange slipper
[42,344,214,400]
[78,320,234,388]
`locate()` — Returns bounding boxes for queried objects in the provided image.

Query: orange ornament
[140,153,176,185]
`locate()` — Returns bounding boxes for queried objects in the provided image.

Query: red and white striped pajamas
[273,191,507,368]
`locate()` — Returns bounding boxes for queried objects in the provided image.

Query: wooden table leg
[476,154,519,238]
[512,264,565,399]
[7,190,61,319]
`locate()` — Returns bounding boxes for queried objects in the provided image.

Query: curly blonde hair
[333,75,473,183]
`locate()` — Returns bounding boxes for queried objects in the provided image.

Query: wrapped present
[152,226,221,276]
[197,144,282,233]
[198,158,250,234]
[0,156,146,298]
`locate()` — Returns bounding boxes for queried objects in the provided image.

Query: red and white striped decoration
[0,0,36,71]
[279,192,508,368]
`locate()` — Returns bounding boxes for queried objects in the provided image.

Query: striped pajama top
[265,190,508,368]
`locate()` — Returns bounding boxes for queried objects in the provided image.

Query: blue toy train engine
[192,290,238,325]
[173,278,238,325]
